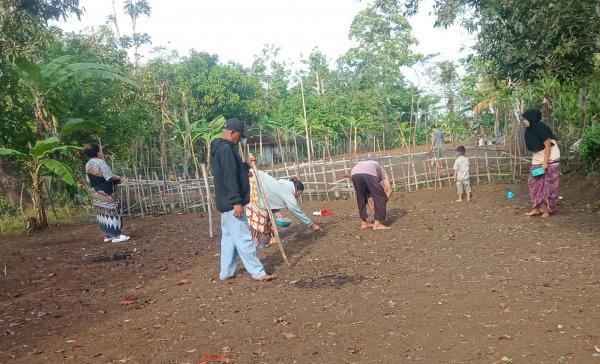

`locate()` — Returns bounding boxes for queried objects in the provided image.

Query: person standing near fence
[521,108,561,218]
[210,118,273,281]
[84,143,130,243]
[430,125,444,168]
[346,160,393,230]
[453,145,471,202]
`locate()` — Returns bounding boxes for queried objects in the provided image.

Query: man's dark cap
[224,118,246,137]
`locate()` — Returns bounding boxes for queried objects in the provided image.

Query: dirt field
[1,175,599,364]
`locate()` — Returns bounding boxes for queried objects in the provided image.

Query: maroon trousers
[351,174,387,222]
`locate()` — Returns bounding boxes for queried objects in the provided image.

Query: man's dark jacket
[210,138,250,213]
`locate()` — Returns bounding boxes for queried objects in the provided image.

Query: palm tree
[123,0,152,69]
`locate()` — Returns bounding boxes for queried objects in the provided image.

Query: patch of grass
[1,205,93,235]
[0,215,27,234]
[424,223,434,231]
[542,303,559,315]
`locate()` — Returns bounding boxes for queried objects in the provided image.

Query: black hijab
[522,108,555,153]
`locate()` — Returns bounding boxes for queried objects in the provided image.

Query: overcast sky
[55,0,475,86]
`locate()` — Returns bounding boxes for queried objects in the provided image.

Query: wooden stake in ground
[251,161,289,265]
[200,164,214,239]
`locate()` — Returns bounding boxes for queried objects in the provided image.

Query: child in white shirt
[453,145,471,202]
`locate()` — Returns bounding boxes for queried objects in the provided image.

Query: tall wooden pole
[251,161,289,265]
[200,163,214,238]
[299,77,311,164]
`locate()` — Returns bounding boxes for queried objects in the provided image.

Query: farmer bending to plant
[345,160,393,230]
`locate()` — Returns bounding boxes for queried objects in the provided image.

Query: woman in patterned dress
[84,144,130,243]
[521,108,561,218]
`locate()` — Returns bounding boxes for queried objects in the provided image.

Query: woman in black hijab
[521,108,561,218]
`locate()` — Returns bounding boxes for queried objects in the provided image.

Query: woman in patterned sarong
[521,109,561,218]
[84,144,130,243]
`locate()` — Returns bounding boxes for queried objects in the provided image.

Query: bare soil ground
[1,175,599,364]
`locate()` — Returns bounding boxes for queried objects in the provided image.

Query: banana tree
[14,55,138,138]
[191,116,226,166]
[0,137,81,228]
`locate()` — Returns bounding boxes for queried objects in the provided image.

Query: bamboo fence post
[193,158,207,212]
[252,162,289,265]
[387,156,397,188]
[343,159,354,198]
[133,166,145,217]
[399,160,409,192]
[311,162,321,200]
[143,169,153,214]
[512,153,517,183]
[125,178,132,219]
[302,166,313,201]
[509,137,516,182]
[179,184,187,213]
[444,156,451,187]
[485,152,491,183]
[411,158,419,191]
[496,155,502,177]
[475,156,480,185]
[200,164,214,239]
[320,164,330,201]
[153,171,167,214]
[519,152,523,175]
[423,160,431,189]
[185,179,193,212]
[329,158,340,199]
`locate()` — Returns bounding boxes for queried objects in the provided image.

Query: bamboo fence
[117,147,530,217]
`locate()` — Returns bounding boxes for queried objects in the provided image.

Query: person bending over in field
[345,160,393,230]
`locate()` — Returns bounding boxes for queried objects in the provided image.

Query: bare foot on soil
[258,275,274,282]
[455,199,463,203]
[373,222,391,230]
[541,212,552,218]
[361,222,374,229]
[525,208,541,217]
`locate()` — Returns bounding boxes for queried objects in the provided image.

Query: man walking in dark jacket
[210,118,273,281]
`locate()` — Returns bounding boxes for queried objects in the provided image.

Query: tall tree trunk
[159,81,169,181]
[354,126,358,156]
[182,95,192,180]
[409,91,415,150]
[276,130,285,163]
[413,96,421,147]
[494,106,500,138]
[131,10,140,70]
[111,0,122,38]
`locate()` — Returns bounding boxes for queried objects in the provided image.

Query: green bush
[0,192,20,217]
[580,123,600,171]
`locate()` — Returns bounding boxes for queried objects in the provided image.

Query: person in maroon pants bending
[345,160,393,230]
